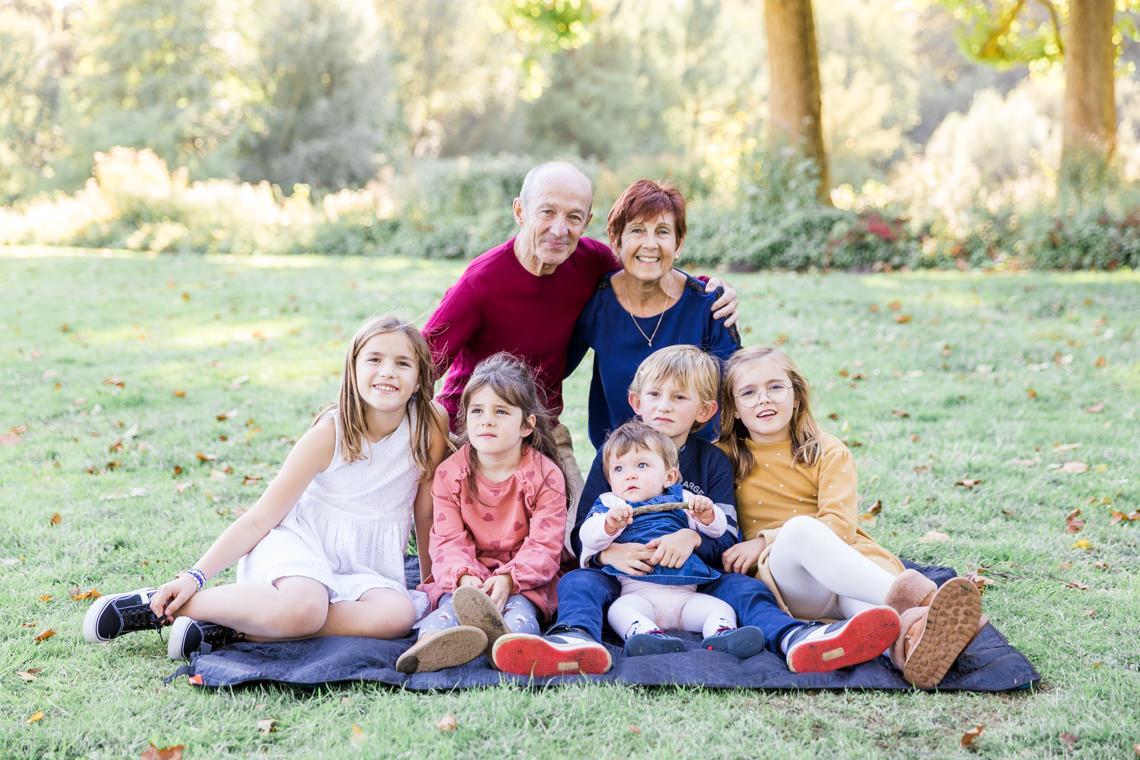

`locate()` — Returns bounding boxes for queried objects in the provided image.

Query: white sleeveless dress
[237,409,429,618]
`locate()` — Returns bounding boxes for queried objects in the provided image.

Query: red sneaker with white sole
[492,632,612,677]
[785,605,901,673]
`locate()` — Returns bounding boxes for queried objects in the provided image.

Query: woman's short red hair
[606,179,687,246]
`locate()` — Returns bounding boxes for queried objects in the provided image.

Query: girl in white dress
[83,315,449,659]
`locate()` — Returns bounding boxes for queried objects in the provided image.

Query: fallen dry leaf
[1094,356,1106,368]
[1059,732,1078,749]
[175,482,194,494]
[891,409,910,418]
[860,500,883,521]
[1065,509,1085,534]
[1064,580,1090,590]
[869,303,880,313]
[895,314,912,324]
[1110,510,1139,524]
[628,725,642,734]
[173,389,186,398]
[1054,442,1081,452]
[1060,461,1088,474]
[887,300,902,311]
[216,409,237,421]
[1084,401,1104,414]
[17,669,41,682]
[0,432,21,446]
[195,452,217,463]
[1084,609,1097,618]
[70,588,101,601]
[349,725,367,746]
[26,710,44,724]
[1009,457,1039,467]
[242,474,263,486]
[34,628,55,643]
[257,719,278,734]
[38,594,52,602]
[1071,538,1092,551]
[919,531,950,543]
[1026,388,1037,400]
[955,478,982,490]
[436,714,458,732]
[964,572,996,594]
[103,376,125,389]
[960,724,985,749]
[49,512,61,526]
[140,743,185,760]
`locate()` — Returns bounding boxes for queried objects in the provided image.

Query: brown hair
[457,353,566,502]
[601,420,680,475]
[329,314,438,482]
[719,346,822,479]
[606,179,687,248]
[629,345,720,433]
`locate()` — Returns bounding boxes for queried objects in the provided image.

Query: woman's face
[615,212,683,284]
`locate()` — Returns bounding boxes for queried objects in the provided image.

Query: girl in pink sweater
[396,353,568,673]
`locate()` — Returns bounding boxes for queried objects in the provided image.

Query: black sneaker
[167,617,243,660]
[700,625,766,658]
[623,630,685,657]
[82,589,163,643]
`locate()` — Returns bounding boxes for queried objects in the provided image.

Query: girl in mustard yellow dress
[718,346,985,689]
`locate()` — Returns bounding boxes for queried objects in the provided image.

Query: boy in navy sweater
[492,346,900,676]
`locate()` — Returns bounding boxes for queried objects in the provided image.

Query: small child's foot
[784,606,901,673]
[395,626,487,674]
[452,586,510,655]
[492,631,612,676]
[167,617,244,660]
[623,630,685,657]
[890,577,982,689]
[700,625,766,659]
[82,589,163,643]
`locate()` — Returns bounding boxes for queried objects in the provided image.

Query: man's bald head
[518,162,594,213]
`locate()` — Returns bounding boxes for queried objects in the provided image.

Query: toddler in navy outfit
[578,420,760,657]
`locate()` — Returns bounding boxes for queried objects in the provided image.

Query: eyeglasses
[734,383,791,408]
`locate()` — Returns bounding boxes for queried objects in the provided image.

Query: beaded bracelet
[182,567,207,590]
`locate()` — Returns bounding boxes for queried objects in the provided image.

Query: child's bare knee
[280,594,329,637]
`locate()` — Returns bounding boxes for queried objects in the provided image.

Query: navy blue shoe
[700,625,766,658]
[623,630,685,657]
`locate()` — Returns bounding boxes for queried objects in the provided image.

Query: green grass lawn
[1,247,1137,758]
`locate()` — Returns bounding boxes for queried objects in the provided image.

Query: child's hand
[457,574,484,590]
[482,574,514,611]
[647,529,700,569]
[598,542,655,575]
[604,503,633,535]
[686,495,716,526]
[149,574,199,622]
[721,537,767,575]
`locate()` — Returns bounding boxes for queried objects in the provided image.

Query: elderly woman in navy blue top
[567,179,741,450]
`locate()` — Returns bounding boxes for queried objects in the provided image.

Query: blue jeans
[550,568,800,653]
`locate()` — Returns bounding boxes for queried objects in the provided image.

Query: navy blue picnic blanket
[182,561,1038,692]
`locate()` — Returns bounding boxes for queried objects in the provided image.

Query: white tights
[767,515,896,620]
[607,580,736,640]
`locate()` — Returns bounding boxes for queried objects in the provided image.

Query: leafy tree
[64,0,243,180]
[938,0,1140,191]
[239,0,393,188]
[0,3,69,199]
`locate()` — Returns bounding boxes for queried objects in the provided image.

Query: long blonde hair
[719,346,822,479]
[457,353,566,503]
[329,314,437,481]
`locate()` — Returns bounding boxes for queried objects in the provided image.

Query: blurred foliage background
[1,0,1138,269]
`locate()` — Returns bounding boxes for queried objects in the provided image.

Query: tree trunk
[764,0,829,204]
[1060,0,1116,191]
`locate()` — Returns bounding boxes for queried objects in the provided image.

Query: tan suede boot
[395,625,487,674]
[453,585,510,657]
[889,577,982,689]
[883,569,937,614]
